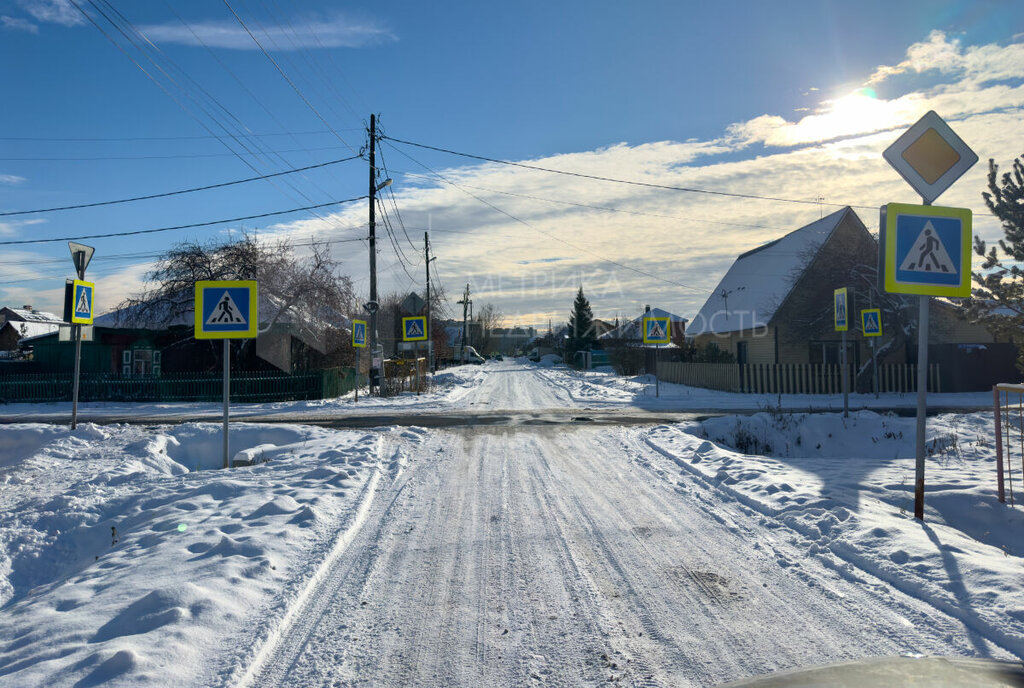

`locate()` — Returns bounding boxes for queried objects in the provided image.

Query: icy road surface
[229,423,1006,687]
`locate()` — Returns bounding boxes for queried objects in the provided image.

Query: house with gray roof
[688,207,1007,390]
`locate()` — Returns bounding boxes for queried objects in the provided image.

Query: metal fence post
[994,386,1005,503]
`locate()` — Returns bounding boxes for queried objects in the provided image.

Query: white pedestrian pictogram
[646,321,666,340]
[206,291,246,325]
[900,221,956,274]
[865,312,879,332]
[406,320,424,337]
[76,287,91,315]
[835,295,846,324]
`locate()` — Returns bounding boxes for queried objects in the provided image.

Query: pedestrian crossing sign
[194,280,258,339]
[882,203,972,297]
[642,316,670,344]
[402,316,428,342]
[861,308,882,337]
[834,287,848,332]
[71,279,94,324]
[352,319,367,348]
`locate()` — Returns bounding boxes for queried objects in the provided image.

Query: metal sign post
[882,110,976,521]
[352,319,367,402]
[642,316,670,398]
[834,287,849,418]
[402,316,428,395]
[66,241,96,430]
[195,280,258,469]
[861,309,882,399]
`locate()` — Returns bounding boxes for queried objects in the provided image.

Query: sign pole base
[71,324,82,430]
[914,295,929,520]
[841,329,849,418]
[223,339,230,470]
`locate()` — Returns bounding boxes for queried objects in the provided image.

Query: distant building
[0,305,64,355]
[687,207,1012,391]
[22,294,352,376]
[600,307,687,345]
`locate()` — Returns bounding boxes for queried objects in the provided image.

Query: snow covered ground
[0,421,427,686]
[646,411,1024,659]
[0,359,994,424]
[1,361,1021,686]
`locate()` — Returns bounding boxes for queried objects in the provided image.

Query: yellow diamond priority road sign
[883,110,978,204]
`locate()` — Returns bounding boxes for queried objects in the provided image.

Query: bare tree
[115,235,355,349]
[475,303,504,354]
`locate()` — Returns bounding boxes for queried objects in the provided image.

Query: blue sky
[1,0,1023,328]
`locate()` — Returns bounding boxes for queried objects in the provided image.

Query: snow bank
[0,422,388,686]
[643,411,1024,658]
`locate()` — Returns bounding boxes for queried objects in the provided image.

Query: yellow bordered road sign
[71,279,95,324]
[882,203,972,297]
[402,316,428,342]
[352,319,367,348]
[642,316,670,344]
[861,308,882,337]
[882,110,978,204]
[834,287,848,332]
[194,280,258,339]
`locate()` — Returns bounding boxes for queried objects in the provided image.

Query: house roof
[1,306,65,325]
[599,307,688,340]
[687,207,854,336]
[11,321,62,342]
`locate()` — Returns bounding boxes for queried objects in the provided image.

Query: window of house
[809,340,859,368]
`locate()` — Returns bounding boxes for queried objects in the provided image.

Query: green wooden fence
[0,367,357,403]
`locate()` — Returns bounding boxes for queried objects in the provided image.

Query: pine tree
[566,287,595,364]
[966,156,1024,370]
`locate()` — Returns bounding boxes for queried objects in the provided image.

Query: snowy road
[231,422,1005,687]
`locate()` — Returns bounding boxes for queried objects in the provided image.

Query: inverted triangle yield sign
[206,291,247,325]
[899,220,957,274]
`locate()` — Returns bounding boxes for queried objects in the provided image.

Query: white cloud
[0,218,46,237]
[16,0,83,27]
[1,15,38,33]
[4,32,1020,330]
[728,32,1024,149]
[249,35,1023,328]
[0,174,26,184]
[139,14,395,50]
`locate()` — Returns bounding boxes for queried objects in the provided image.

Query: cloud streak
[139,14,395,51]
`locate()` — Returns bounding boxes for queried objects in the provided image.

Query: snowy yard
[1,361,1022,686]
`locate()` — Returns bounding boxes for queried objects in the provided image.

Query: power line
[0,233,368,286]
[220,0,357,155]
[0,196,367,246]
[0,145,353,162]
[0,128,361,142]
[387,166,791,233]
[70,0,347,236]
[0,154,362,217]
[382,134,877,211]
[384,143,711,294]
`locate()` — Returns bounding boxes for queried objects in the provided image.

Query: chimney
[23,305,32,311]
[645,304,651,313]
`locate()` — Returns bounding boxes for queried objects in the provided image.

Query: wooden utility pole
[367,114,379,393]
[457,284,471,360]
[425,231,435,372]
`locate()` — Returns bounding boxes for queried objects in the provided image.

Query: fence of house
[0,367,358,404]
[657,362,941,395]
